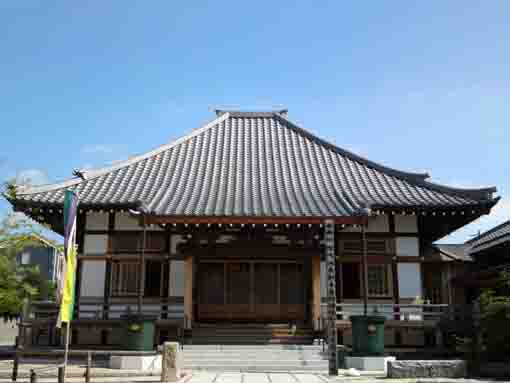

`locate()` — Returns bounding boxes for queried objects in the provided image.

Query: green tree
[0,211,57,317]
[479,270,510,359]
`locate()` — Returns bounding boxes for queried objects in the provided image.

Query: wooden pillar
[184,256,193,328]
[103,212,115,321]
[311,255,321,330]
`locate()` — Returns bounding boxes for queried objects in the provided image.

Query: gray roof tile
[468,220,510,252]
[10,111,498,217]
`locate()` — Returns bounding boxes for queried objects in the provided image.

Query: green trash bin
[350,315,385,356]
[123,316,156,351]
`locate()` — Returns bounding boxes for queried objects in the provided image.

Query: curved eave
[371,196,500,213]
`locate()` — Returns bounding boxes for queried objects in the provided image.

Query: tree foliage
[480,270,510,359]
[0,212,56,318]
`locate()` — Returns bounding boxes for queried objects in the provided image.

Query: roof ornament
[72,169,87,181]
[128,199,150,216]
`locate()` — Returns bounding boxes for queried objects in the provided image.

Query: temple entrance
[197,260,307,322]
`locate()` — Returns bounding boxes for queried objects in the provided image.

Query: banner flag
[56,190,79,328]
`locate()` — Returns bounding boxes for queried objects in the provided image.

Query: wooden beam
[145,215,367,226]
[184,256,193,327]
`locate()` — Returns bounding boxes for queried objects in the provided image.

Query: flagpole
[64,320,71,369]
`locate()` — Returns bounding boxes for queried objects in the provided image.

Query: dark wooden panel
[228,263,250,304]
[198,262,225,305]
[254,263,278,304]
[198,260,307,322]
[342,263,361,299]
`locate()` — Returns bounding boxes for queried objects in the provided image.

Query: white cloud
[81,144,116,155]
[15,169,49,186]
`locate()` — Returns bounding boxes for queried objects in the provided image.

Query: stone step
[188,340,314,345]
[188,336,313,345]
[192,327,313,332]
[182,364,328,372]
[182,352,327,356]
[181,345,324,350]
[183,355,327,361]
[194,323,294,328]
[181,343,327,372]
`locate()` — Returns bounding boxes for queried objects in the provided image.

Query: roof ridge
[16,112,231,196]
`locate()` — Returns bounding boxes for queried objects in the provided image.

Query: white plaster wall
[367,215,389,232]
[170,235,186,255]
[115,212,140,230]
[84,234,108,254]
[398,263,422,299]
[169,260,185,297]
[80,261,106,297]
[395,215,418,233]
[337,215,390,233]
[86,212,109,230]
[396,237,420,257]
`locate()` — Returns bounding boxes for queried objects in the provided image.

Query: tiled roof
[434,244,473,262]
[9,110,498,218]
[468,220,510,253]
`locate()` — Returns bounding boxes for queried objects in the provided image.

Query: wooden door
[198,260,307,322]
[198,262,225,320]
[254,263,279,320]
[279,263,305,321]
[227,262,252,320]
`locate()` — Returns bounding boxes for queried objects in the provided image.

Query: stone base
[110,355,162,371]
[387,360,467,378]
[345,356,396,374]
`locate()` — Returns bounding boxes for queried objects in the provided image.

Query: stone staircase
[190,324,316,345]
[181,344,328,372]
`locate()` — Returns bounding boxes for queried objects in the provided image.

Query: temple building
[6,109,499,348]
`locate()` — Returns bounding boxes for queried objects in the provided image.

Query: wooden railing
[319,302,477,323]
[29,300,186,323]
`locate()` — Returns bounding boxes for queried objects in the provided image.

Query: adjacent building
[16,234,63,283]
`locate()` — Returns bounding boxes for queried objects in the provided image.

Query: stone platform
[110,354,162,371]
[345,356,395,374]
[387,360,467,378]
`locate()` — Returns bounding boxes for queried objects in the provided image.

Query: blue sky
[1,1,508,243]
